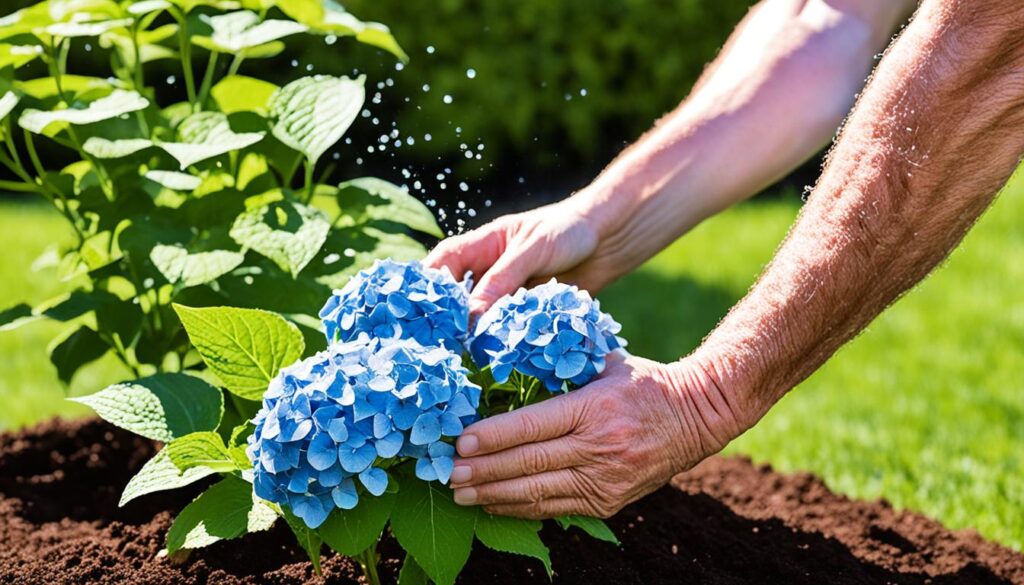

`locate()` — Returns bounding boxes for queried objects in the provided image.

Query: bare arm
[448,0,1024,519]
[428,0,914,309]
[694,0,1024,430]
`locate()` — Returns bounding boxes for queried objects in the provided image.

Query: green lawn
[1,168,1021,551]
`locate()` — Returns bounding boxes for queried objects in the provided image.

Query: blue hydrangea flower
[319,259,472,351]
[470,279,626,392]
[247,335,481,528]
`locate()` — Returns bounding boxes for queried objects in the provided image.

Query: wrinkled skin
[447,353,744,519]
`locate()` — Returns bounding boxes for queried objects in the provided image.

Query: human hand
[447,353,746,519]
[424,196,624,315]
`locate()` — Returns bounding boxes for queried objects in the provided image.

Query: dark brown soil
[1,419,1021,585]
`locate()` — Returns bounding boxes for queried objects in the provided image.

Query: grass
[600,168,1024,551]
[1,168,1021,551]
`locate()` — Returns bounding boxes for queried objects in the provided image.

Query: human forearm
[691,0,1024,428]
[573,0,913,279]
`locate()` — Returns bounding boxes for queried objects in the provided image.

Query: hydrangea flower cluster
[247,335,481,528]
[319,259,472,352]
[470,280,626,392]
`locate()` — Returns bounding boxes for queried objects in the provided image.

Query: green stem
[357,547,382,585]
[172,8,197,103]
[131,24,145,89]
[303,158,315,203]
[22,129,86,242]
[196,50,219,110]
[46,41,70,105]
[227,54,245,77]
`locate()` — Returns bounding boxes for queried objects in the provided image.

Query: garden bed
[1,419,1020,585]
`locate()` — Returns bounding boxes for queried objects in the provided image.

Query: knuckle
[517,412,545,442]
[519,445,552,475]
[523,478,548,505]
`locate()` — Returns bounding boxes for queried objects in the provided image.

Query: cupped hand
[447,353,746,519]
[424,198,621,315]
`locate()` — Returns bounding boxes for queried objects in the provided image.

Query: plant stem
[172,7,197,103]
[196,50,219,110]
[303,158,315,203]
[356,547,382,585]
[22,129,86,243]
[227,54,245,77]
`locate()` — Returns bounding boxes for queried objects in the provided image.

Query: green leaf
[15,75,113,102]
[398,554,429,585]
[151,244,245,288]
[390,475,478,585]
[229,200,330,277]
[48,325,109,384]
[270,75,365,166]
[283,508,323,574]
[212,75,278,114]
[19,89,149,134]
[45,18,134,39]
[166,431,248,472]
[0,303,35,332]
[319,491,394,556]
[127,0,172,16]
[144,169,202,192]
[291,0,408,63]
[166,476,277,553]
[0,44,43,70]
[475,513,552,577]
[204,10,308,52]
[555,515,620,545]
[338,177,442,238]
[159,111,265,169]
[353,23,408,63]
[70,373,224,442]
[0,91,18,121]
[173,304,305,399]
[119,448,217,507]
[82,137,154,158]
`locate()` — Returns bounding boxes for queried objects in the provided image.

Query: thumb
[470,243,543,315]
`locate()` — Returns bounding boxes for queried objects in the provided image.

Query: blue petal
[375,430,404,458]
[432,456,455,484]
[415,457,438,481]
[339,442,377,473]
[306,431,337,471]
[555,351,588,379]
[331,479,359,510]
[410,412,442,445]
[318,463,344,488]
[358,467,389,496]
[290,493,329,528]
[439,411,463,436]
[389,400,420,430]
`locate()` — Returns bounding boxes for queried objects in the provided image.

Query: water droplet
[325,34,337,45]
[395,62,405,71]
[406,137,415,146]
[466,68,477,79]
[344,248,357,258]
[424,133,432,142]
[468,209,477,217]
[436,173,445,181]
[324,253,340,264]
[291,59,299,67]
[166,75,176,85]
[422,83,431,92]
[426,45,435,54]
[413,180,422,190]
[443,94,453,104]
[464,151,474,159]
[580,88,588,97]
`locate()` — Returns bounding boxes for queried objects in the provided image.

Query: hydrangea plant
[471,279,625,392]
[0,1,623,582]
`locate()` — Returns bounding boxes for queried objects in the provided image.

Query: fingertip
[456,433,479,457]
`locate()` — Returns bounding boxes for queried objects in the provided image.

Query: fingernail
[453,487,477,505]
[450,465,472,484]
[457,435,479,456]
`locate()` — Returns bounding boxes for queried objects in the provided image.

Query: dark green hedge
[336,0,754,183]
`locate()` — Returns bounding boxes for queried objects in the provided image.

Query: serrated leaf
[70,373,224,442]
[120,448,217,507]
[212,75,278,114]
[398,554,429,585]
[144,169,202,191]
[0,45,43,70]
[270,75,364,166]
[283,508,323,574]
[173,304,305,399]
[48,325,109,384]
[203,10,307,52]
[166,476,276,553]
[159,111,265,169]
[338,177,442,238]
[45,18,133,39]
[151,244,244,287]
[166,431,247,472]
[82,136,154,158]
[475,513,552,577]
[390,475,478,585]
[0,303,36,332]
[319,491,394,556]
[19,89,149,134]
[555,515,619,545]
[229,200,329,277]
